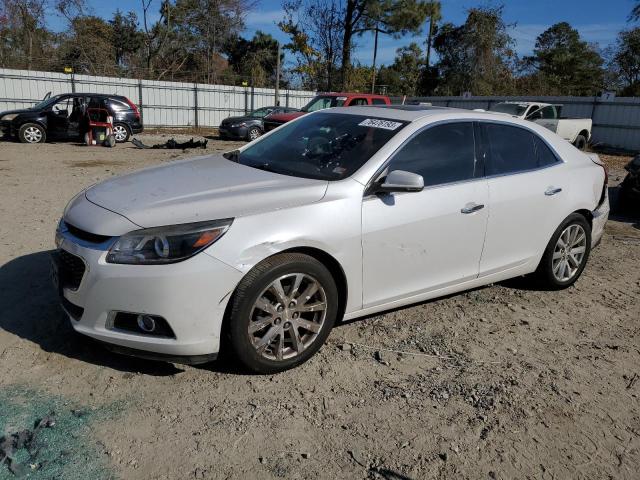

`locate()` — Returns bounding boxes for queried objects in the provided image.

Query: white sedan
[54,106,609,373]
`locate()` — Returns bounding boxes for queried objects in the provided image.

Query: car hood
[0,108,33,118]
[82,154,329,230]
[222,115,259,123]
[266,111,306,122]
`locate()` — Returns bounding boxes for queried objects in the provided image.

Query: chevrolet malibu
[53,106,609,373]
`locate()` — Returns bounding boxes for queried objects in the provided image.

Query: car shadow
[0,250,183,376]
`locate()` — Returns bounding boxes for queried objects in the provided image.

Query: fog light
[137,314,156,332]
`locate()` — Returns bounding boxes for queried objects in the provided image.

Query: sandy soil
[0,135,639,480]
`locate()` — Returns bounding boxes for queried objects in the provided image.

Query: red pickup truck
[264,92,391,132]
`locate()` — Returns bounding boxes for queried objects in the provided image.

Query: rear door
[478,122,566,276]
[362,122,489,307]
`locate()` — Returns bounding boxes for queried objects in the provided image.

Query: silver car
[54,106,609,373]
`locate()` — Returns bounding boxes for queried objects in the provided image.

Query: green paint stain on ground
[0,386,122,479]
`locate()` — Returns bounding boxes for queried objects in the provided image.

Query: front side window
[539,106,557,119]
[302,96,347,112]
[482,123,538,175]
[51,97,72,116]
[386,122,477,187]
[232,112,407,181]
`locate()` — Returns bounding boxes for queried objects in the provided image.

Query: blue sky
[54,0,636,66]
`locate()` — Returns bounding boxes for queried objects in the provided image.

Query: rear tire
[226,253,338,374]
[573,134,587,150]
[19,123,46,144]
[247,127,261,142]
[113,123,131,143]
[535,213,591,289]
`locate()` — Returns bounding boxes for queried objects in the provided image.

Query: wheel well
[578,130,589,140]
[574,209,593,226]
[281,247,348,321]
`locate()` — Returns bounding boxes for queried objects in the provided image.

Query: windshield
[250,108,273,118]
[302,96,347,113]
[33,94,63,110]
[489,103,528,116]
[232,112,407,181]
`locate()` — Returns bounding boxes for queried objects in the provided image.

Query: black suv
[219,106,299,141]
[0,92,143,144]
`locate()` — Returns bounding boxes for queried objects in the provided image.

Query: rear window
[233,112,407,181]
[372,98,387,105]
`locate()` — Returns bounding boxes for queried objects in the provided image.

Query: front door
[47,96,73,138]
[362,122,489,308]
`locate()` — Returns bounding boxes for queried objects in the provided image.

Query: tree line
[1,0,639,97]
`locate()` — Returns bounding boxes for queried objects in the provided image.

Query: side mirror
[376,170,424,194]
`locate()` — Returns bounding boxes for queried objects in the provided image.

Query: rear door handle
[545,187,563,196]
[461,203,485,214]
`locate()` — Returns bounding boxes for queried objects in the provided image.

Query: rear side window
[534,135,560,167]
[372,98,387,105]
[482,123,538,175]
[109,99,130,111]
[387,122,477,187]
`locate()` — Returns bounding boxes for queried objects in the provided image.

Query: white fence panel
[0,68,316,129]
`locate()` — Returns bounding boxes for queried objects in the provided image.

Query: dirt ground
[0,135,639,480]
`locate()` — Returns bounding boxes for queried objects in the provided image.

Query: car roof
[318,104,565,129]
[315,92,388,98]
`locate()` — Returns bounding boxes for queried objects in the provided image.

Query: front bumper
[0,120,13,137]
[54,227,243,361]
[218,125,248,139]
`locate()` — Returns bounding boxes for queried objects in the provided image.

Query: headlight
[106,219,232,265]
[1,113,18,121]
[231,122,246,128]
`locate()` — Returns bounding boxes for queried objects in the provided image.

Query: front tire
[226,253,338,374]
[19,123,46,144]
[113,123,131,143]
[536,213,591,289]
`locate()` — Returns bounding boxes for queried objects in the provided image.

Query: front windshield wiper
[223,150,240,162]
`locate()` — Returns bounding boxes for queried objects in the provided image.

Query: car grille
[58,250,86,290]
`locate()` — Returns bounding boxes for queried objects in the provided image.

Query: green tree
[0,0,51,70]
[433,6,516,95]
[609,27,640,95]
[224,31,281,87]
[55,15,115,75]
[110,10,143,71]
[278,0,343,90]
[630,1,640,22]
[377,42,424,95]
[340,0,430,90]
[527,22,604,96]
[424,0,441,68]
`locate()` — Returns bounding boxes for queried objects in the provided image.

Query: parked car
[0,92,142,144]
[263,92,391,131]
[487,101,592,150]
[54,106,609,373]
[219,106,299,141]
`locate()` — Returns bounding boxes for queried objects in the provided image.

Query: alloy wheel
[248,128,261,141]
[113,125,128,142]
[552,224,587,282]
[24,126,42,143]
[248,273,327,361]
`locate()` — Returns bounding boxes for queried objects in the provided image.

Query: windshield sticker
[358,118,403,130]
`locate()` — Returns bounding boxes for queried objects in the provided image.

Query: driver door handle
[461,203,485,214]
[545,187,562,196]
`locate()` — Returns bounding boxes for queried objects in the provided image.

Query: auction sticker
[358,118,403,130]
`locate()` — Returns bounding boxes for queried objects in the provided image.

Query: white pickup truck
[486,102,592,150]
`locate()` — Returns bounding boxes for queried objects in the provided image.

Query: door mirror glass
[377,170,424,193]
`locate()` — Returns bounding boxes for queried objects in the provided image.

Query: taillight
[125,97,140,119]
